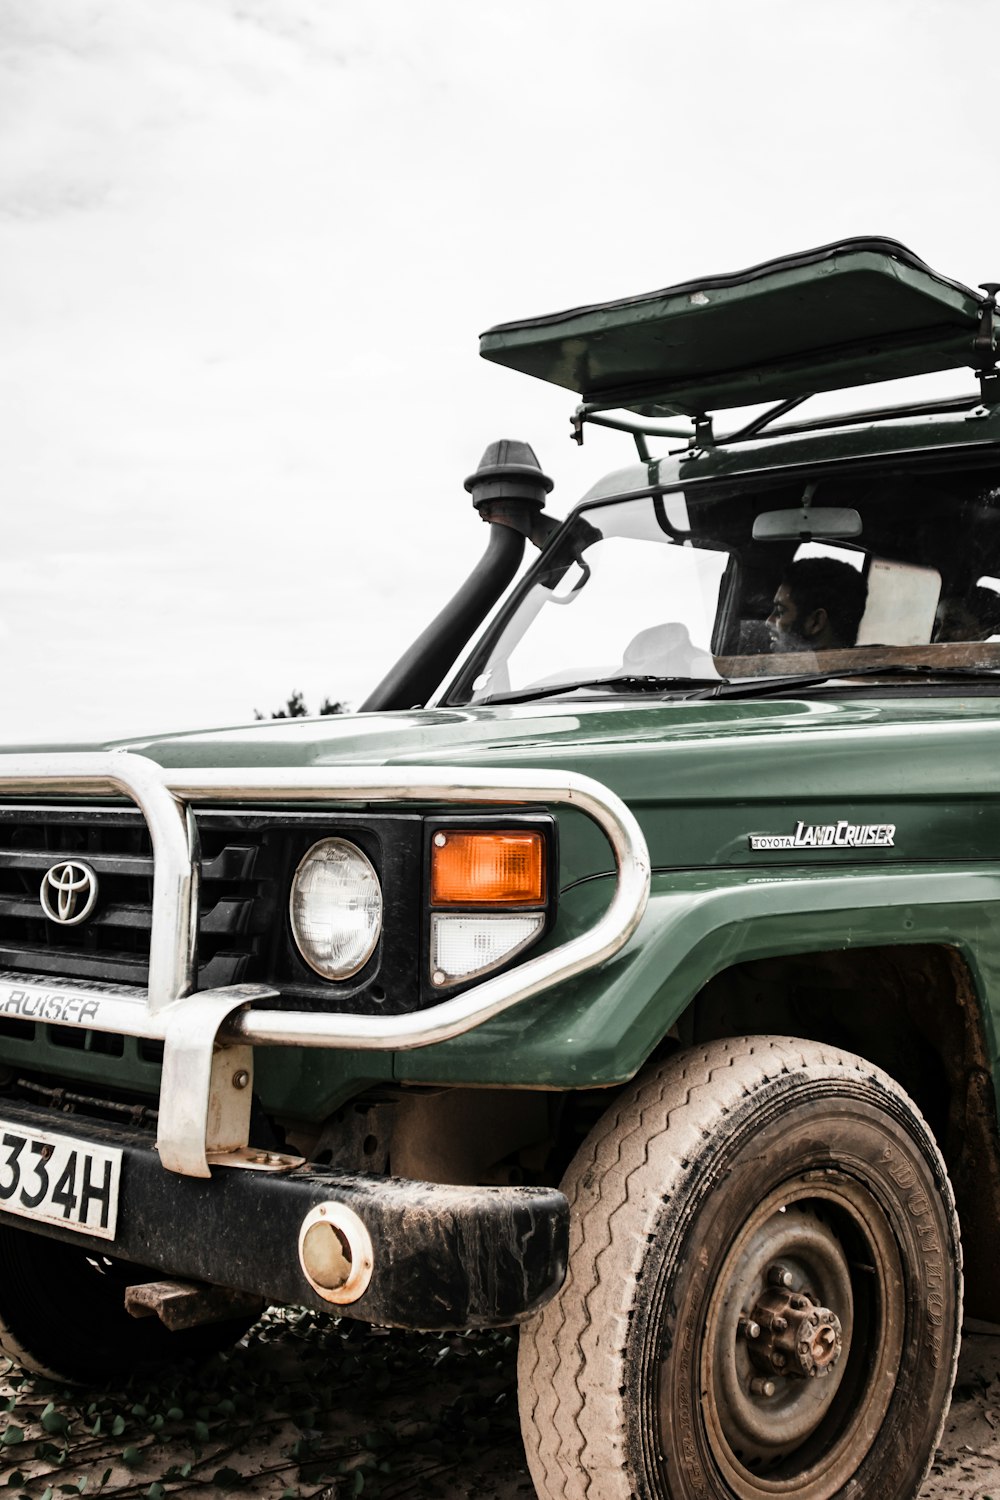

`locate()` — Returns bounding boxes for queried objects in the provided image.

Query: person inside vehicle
[767,557,868,654]
[934,584,1000,642]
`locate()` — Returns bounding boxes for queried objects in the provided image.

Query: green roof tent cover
[479,238,988,418]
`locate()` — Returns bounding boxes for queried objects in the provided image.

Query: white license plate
[0,1118,122,1240]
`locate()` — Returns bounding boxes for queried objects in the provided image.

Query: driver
[767,557,868,654]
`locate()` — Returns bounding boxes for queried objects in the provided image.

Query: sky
[0,0,996,743]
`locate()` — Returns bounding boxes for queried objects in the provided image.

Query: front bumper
[0,1100,569,1328]
[0,752,650,1177]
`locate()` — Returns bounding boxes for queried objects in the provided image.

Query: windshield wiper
[474,663,1000,707]
[702,664,1000,701]
[476,674,727,707]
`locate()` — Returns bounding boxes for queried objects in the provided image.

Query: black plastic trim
[0,1100,568,1329]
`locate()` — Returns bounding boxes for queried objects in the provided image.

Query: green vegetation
[253,694,346,721]
[0,1311,522,1498]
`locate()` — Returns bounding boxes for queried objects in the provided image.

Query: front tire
[518,1036,961,1500]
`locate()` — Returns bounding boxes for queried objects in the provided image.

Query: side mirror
[752,506,863,542]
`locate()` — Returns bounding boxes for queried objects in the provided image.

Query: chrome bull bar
[0,751,651,1178]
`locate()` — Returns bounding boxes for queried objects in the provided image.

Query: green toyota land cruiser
[4,236,1000,1500]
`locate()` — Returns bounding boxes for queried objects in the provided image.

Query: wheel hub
[705,1201,861,1481]
[743,1263,844,1380]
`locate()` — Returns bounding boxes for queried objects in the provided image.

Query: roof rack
[571,391,989,460]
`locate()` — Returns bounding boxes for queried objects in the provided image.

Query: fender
[394,861,1000,1091]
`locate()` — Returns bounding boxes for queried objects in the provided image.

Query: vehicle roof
[480,238,987,418]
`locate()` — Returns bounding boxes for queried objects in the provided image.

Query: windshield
[449,465,1000,704]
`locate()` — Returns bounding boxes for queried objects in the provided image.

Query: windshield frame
[440,445,1000,708]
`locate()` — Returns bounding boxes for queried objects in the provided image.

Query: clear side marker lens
[430,912,544,983]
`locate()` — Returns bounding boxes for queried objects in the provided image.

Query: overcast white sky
[0,0,995,743]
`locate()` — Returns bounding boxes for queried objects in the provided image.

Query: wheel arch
[393,867,1000,1316]
[675,941,1000,1322]
[395,864,1000,1090]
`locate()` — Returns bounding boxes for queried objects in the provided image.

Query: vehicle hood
[7,695,1000,874]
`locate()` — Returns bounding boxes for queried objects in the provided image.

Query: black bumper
[0,1102,568,1329]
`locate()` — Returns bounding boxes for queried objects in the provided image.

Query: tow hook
[125,1280,264,1331]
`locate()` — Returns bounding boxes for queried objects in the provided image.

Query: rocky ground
[924,1326,1000,1499]
[2,1312,1000,1499]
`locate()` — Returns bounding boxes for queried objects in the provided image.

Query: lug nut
[750,1377,776,1398]
[768,1262,794,1288]
[740,1318,761,1340]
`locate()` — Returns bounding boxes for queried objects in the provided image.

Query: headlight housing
[289,838,382,981]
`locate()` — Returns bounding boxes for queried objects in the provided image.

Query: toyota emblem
[40,860,100,926]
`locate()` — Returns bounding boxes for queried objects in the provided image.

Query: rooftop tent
[479,238,988,418]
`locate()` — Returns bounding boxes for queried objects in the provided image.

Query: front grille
[0,805,424,1100]
[0,805,269,994]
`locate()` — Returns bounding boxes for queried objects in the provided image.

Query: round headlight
[289,839,382,981]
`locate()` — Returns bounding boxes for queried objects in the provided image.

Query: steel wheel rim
[697,1177,905,1499]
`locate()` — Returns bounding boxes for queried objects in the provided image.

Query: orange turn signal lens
[431,830,546,907]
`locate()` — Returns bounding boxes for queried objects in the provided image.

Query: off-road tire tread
[516,1034,961,1500]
